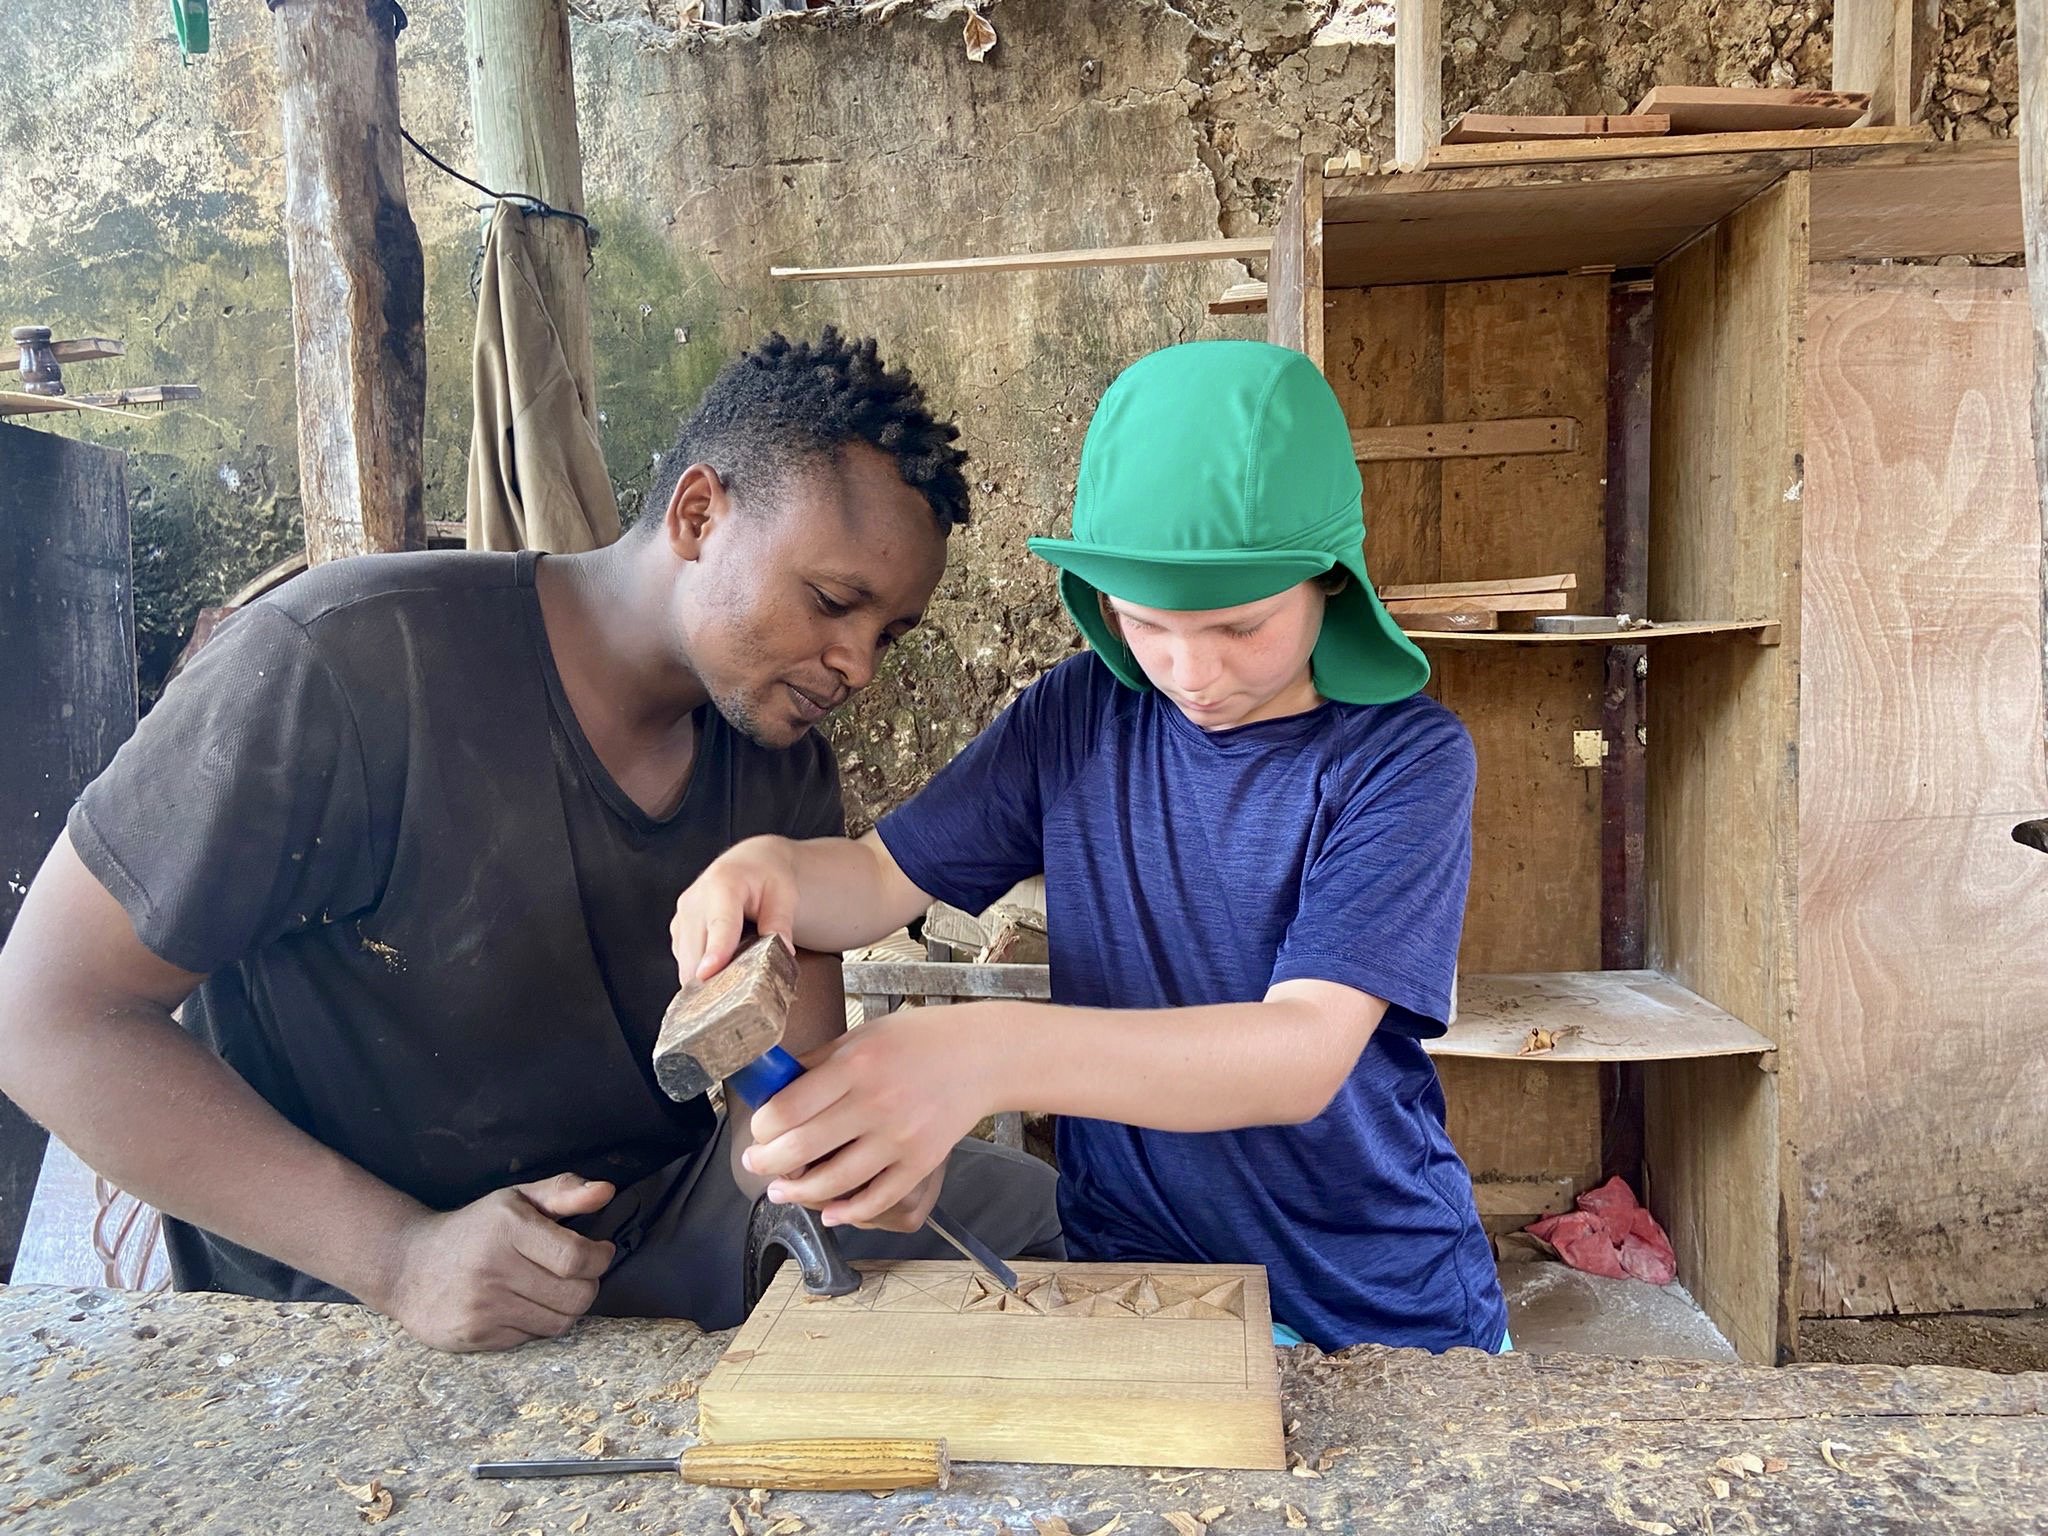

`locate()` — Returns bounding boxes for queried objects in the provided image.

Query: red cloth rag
[1525,1176,1677,1285]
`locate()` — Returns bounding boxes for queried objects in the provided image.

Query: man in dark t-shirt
[0,330,1059,1351]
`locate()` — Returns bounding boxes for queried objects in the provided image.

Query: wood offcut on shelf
[1443,112,1670,144]
[1630,85,1872,134]
[1402,618,1781,646]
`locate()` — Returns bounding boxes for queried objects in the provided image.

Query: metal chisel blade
[922,1206,1019,1293]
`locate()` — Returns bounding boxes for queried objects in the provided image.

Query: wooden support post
[1833,0,1939,126]
[465,0,599,434]
[1264,158,1323,366]
[2024,0,2048,757]
[1394,0,1443,171]
[270,0,426,566]
[1600,282,1653,1193]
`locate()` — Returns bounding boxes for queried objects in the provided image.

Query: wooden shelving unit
[1260,130,2026,1366]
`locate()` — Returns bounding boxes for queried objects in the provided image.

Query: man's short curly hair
[645,328,970,533]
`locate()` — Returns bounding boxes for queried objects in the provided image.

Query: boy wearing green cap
[671,340,1506,1352]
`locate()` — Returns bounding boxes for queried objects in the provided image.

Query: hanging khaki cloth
[467,202,621,552]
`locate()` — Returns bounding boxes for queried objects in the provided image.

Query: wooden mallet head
[652,934,800,1102]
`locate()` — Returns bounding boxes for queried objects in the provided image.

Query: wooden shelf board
[1404,618,1780,646]
[1424,123,1927,172]
[1321,139,2007,288]
[1322,153,1796,287]
[1428,970,1776,1062]
[1499,1262,1738,1361]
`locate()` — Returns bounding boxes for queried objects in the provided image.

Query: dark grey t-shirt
[68,550,841,1300]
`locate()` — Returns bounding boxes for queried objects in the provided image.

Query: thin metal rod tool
[924,1206,1019,1292]
[471,1456,678,1479]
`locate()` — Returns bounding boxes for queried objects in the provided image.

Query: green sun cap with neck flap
[1026,339,1428,706]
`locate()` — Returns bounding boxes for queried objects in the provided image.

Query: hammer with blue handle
[652,933,1018,1295]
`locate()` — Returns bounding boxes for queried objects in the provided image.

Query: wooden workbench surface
[3,1284,2043,1534]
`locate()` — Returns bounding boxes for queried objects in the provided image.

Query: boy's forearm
[978,989,1381,1131]
[784,832,931,953]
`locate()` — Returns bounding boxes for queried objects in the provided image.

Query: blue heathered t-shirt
[877,653,1506,1353]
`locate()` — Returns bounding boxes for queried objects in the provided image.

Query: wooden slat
[1384,589,1566,615]
[1378,572,1576,600]
[770,237,1269,282]
[1628,86,1871,134]
[0,337,124,373]
[1393,0,1441,172]
[838,961,1049,1001]
[0,389,194,419]
[1381,601,1497,630]
[1265,157,1323,364]
[1644,173,1809,1365]
[1798,265,2048,1319]
[1444,112,1669,145]
[1408,618,1780,646]
[1424,123,1928,171]
[1427,971,1776,1062]
[1207,280,1266,315]
[1351,416,1578,461]
[699,1261,1285,1470]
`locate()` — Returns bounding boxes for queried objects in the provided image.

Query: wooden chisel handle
[683,1437,949,1491]
[472,1438,950,1492]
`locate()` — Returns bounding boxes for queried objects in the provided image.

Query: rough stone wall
[0,0,2020,822]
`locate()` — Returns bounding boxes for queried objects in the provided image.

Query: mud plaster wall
[0,0,2019,824]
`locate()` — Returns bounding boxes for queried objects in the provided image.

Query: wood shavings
[1314,1444,1352,1472]
[1821,1440,1850,1472]
[1604,1495,1676,1535]
[569,1512,590,1533]
[491,1510,515,1529]
[1517,1024,1581,1056]
[1536,1476,1581,1494]
[1031,1520,1072,1536]
[764,1519,805,1536]
[1287,1452,1322,1479]
[334,1477,395,1525]
[1284,1418,1301,1436]
[1284,1506,1308,1529]
[962,9,996,61]
[1161,1516,1203,1536]
[1196,1507,1225,1525]
[1763,1455,1787,1474]
[578,1431,608,1458]
[747,1489,771,1516]
[1707,1476,1731,1499]
[728,1502,750,1536]
[645,1378,698,1403]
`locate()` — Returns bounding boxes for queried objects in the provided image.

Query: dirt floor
[1799,1311,2048,1373]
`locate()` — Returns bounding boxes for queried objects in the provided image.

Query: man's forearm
[1,1003,425,1306]
[975,988,1382,1131]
